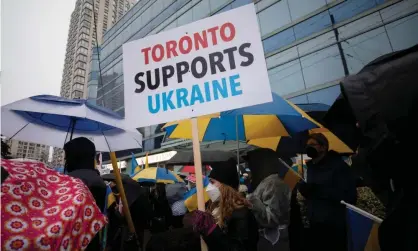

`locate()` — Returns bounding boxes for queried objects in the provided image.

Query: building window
[73,83,84,90]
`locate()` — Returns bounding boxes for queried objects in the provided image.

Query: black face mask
[306,146,319,159]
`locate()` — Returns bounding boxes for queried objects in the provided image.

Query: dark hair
[308,133,329,150]
[63,137,96,172]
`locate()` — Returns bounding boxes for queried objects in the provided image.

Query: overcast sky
[1,0,76,105]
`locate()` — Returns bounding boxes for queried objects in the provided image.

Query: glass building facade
[91,0,418,152]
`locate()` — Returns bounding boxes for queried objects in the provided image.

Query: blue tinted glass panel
[143,135,164,152]
[232,0,251,8]
[116,109,124,117]
[307,85,341,105]
[263,28,295,54]
[294,12,331,40]
[89,72,99,81]
[288,95,308,104]
[329,0,378,23]
[216,4,231,14]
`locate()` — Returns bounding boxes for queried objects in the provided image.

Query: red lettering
[194,31,208,50]
[179,36,193,54]
[207,26,219,45]
[166,40,178,59]
[220,22,236,42]
[141,47,151,65]
[151,44,165,62]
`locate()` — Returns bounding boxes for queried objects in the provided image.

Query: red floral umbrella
[1,159,107,250]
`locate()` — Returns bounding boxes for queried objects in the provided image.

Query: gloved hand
[191,210,217,236]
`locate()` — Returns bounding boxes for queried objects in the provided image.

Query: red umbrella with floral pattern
[1,159,107,251]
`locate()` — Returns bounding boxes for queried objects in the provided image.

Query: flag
[344,201,382,251]
[145,152,149,169]
[130,153,141,176]
[278,158,303,189]
[104,185,116,213]
[184,177,210,212]
[101,185,116,251]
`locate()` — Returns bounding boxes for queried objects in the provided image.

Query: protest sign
[123,4,272,128]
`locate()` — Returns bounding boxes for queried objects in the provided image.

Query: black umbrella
[166,150,244,165]
[336,44,418,251]
[322,95,362,151]
[340,44,418,141]
[296,103,330,124]
[101,173,145,207]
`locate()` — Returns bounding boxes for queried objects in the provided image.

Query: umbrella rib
[9,122,30,140]
[131,137,143,150]
[101,130,112,152]
[63,117,74,146]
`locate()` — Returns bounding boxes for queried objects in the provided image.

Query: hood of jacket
[246,148,284,189]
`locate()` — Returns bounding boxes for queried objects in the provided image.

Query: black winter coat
[204,207,259,251]
[300,151,357,228]
[68,169,107,251]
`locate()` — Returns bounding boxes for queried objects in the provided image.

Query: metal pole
[331,14,349,76]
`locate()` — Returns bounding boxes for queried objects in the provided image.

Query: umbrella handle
[110,152,136,235]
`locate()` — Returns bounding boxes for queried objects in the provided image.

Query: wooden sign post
[191,118,208,251]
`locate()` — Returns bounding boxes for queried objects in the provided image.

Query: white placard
[136,150,177,165]
[123,4,272,128]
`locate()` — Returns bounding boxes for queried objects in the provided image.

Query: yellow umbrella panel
[248,128,353,154]
[131,167,184,184]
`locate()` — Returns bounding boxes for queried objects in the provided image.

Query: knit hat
[208,158,239,190]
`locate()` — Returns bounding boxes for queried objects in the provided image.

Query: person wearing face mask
[298,133,357,251]
[190,158,259,251]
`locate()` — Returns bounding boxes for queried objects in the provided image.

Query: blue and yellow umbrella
[163,93,319,141]
[131,167,184,184]
[247,105,353,154]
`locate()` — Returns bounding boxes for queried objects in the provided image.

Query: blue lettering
[204,82,211,102]
[148,94,160,114]
[176,88,189,108]
[212,78,228,100]
[162,91,175,111]
[190,84,205,106]
[230,74,242,96]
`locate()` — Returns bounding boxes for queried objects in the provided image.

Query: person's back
[64,137,107,251]
[68,169,106,209]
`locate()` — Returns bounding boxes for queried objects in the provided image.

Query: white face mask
[206,183,221,202]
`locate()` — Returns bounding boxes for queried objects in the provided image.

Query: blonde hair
[208,184,251,227]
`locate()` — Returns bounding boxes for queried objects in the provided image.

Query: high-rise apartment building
[52,0,136,167]
[60,0,136,99]
[8,140,49,163]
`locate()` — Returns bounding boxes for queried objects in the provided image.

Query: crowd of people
[60,133,358,251]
